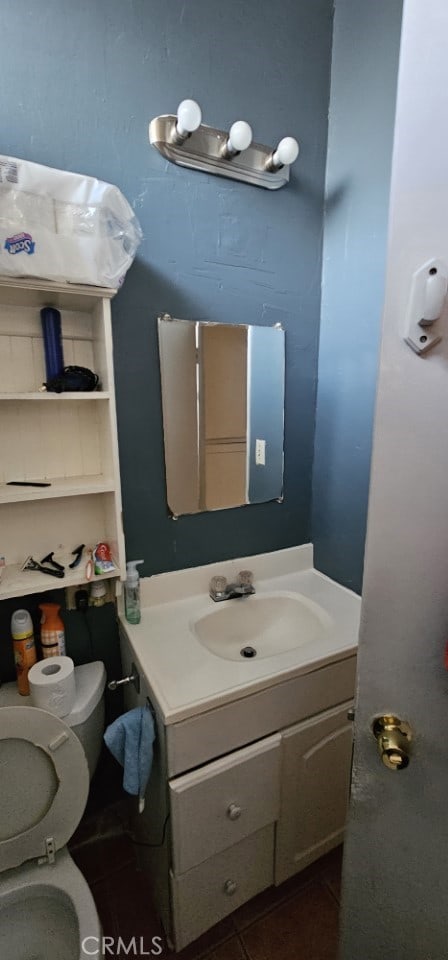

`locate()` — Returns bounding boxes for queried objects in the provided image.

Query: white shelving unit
[0,277,126,600]
[0,391,110,400]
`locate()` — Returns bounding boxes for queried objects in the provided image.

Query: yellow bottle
[11,609,37,696]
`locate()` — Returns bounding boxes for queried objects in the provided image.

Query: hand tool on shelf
[41,551,65,573]
[22,556,65,579]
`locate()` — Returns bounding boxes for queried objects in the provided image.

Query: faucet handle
[238,570,253,586]
[210,575,227,596]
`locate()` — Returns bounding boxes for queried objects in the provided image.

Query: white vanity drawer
[169,733,281,874]
[166,654,357,776]
[171,825,274,949]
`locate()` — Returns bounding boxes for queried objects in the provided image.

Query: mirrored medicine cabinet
[158,315,285,516]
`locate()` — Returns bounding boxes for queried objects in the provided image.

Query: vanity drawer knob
[224,879,238,896]
[227,803,242,821]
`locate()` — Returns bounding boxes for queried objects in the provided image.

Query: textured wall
[0,0,333,575]
[312,0,403,593]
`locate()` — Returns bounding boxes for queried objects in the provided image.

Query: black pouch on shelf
[44,365,99,393]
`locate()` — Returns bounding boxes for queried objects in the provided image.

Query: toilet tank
[63,662,106,777]
[0,661,106,779]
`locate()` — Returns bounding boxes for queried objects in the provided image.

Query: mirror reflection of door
[158,316,285,516]
[199,323,248,511]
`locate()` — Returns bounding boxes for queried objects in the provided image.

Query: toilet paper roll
[28,656,76,719]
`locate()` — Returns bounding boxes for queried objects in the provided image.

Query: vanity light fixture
[149,100,300,190]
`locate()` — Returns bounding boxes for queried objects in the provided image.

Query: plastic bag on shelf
[0,155,142,288]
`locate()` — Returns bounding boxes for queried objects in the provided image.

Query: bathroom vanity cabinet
[0,277,125,598]
[120,627,355,950]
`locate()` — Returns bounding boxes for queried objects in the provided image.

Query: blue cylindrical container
[40,307,64,383]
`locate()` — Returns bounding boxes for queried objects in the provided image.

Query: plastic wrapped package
[0,155,142,288]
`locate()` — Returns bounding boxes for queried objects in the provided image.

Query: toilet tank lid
[0,661,106,724]
[64,661,106,728]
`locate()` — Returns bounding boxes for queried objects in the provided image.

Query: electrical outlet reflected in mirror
[158,316,285,516]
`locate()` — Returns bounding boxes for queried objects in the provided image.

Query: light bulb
[228,121,253,153]
[176,99,202,139]
[271,136,300,169]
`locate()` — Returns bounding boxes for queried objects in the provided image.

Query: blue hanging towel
[104,706,155,813]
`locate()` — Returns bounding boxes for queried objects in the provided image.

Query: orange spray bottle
[39,602,66,658]
[11,609,37,695]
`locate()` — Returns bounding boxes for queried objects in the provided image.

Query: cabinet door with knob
[169,733,281,874]
[275,701,353,886]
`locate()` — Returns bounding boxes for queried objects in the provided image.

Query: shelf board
[0,276,116,310]
[0,561,120,601]
[0,391,110,401]
[0,476,115,504]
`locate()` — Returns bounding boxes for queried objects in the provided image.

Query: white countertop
[120,548,361,724]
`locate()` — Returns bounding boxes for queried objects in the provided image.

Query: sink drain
[240,646,257,658]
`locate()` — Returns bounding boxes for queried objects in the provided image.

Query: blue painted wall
[312,0,403,593]
[0,0,333,575]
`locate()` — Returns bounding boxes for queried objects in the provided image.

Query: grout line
[189,931,236,960]
[237,933,252,960]
[177,921,240,960]
[321,876,341,908]
[85,854,137,890]
[70,824,126,851]
[234,876,318,933]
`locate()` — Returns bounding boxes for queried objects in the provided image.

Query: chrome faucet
[209,570,255,602]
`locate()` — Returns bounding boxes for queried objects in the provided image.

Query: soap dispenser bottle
[125,560,144,624]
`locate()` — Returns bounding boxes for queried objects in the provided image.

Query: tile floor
[70,807,342,960]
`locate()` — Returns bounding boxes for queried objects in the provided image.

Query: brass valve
[373,715,412,770]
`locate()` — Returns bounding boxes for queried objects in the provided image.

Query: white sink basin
[119,553,361,722]
[192,592,332,661]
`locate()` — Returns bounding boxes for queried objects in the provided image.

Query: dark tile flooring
[70,806,342,960]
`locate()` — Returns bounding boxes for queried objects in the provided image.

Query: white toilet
[0,661,107,960]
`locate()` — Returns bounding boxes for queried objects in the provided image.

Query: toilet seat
[0,705,89,873]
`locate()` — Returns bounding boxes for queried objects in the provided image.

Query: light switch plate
[255,439,266,465]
